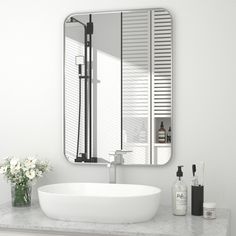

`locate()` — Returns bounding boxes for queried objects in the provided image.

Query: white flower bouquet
[0,156,51,207]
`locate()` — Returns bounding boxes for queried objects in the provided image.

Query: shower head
[66,17,78,23]
[69,17,78,23]
[66,17,87,28]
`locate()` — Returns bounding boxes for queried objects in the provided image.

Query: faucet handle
[114,150,132,155]
[109,150,132,164]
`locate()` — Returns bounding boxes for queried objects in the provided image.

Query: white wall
[0,0,235,235]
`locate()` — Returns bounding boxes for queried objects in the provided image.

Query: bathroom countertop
[0,202,230,236]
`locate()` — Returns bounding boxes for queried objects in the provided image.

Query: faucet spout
[108,162,116,184]
[107,150,132,184]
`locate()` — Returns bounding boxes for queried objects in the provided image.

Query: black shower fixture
[68,15,97,163]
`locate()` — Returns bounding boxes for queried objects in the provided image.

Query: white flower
[0,166,7,174]
[36,170,43,177]
[24,157,37,169]
[25,169,36,180]
[10,158,21,174]
[10,158,19,167]
[28,156,37,163]
[0,156,51,184]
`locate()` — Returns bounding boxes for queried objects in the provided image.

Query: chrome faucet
[107,150,132,184]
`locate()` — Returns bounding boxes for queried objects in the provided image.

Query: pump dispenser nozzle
[172,165,187,215]
[176,165,183,180]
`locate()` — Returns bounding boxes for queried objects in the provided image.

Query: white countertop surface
[0,202,230,236]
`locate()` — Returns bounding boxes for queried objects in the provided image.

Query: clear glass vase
[11,183,32,207]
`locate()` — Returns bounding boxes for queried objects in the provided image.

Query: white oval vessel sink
[38,183,161,223]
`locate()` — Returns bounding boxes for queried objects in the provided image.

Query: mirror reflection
[64,9,172,165]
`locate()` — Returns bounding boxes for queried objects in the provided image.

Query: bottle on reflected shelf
[157,121,166,143]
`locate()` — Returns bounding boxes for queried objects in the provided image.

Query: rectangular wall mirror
[64,8,172,165]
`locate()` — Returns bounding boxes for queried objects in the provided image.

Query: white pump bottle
[172,165,188,216]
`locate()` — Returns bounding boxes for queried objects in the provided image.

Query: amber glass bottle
[158,121,166,143]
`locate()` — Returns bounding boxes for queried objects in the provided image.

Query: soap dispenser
[172,166,188,216]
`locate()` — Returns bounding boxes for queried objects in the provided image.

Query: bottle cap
[160,121,164,128]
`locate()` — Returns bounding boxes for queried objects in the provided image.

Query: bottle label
[158,131,166,142]
[176,191,187,210]
[203,208,216,219]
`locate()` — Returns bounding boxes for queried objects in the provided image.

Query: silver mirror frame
[63,8,173,166]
